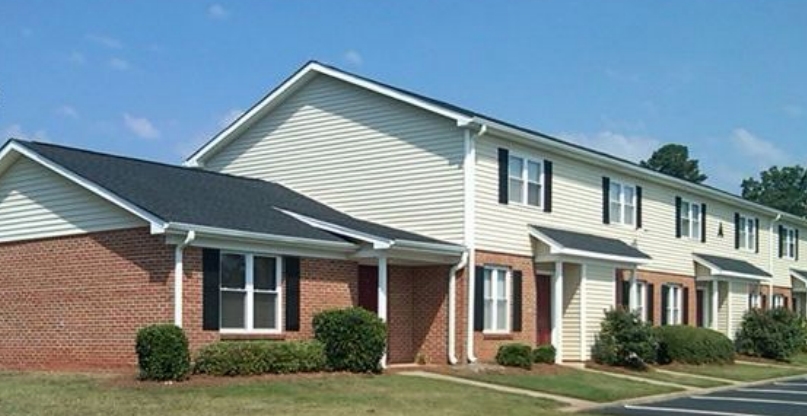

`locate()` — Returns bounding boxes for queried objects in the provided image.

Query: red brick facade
[630,270,698,327]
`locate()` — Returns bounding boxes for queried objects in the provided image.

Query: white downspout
[174,230,196,327]
[463,126,480,363]
[769,214,781,309]
[448,251,469,365]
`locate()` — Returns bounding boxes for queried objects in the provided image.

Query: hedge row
[194,340,326,376]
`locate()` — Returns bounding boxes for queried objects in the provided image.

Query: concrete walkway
[399,370,596,408]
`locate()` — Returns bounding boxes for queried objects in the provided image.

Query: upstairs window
[784,226,797,259]
[680,199,703,241]
[508,155,542,207]
[738,215,756,251]
[609,181,636,226]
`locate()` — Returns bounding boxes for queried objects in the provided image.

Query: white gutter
[463,126,480,363]
[174,230,196,327]
[448,251,468,365]
[769,214,782,308]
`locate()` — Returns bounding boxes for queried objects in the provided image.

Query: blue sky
[1,1,805,192]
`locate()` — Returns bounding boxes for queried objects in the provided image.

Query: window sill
[220,333,286,341]
[482,333,514,341]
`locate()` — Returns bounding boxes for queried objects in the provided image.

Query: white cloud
[68,51,86,65]
[123,113,160,139]
[218,108,244,128]
[85,33,123,49]
[3,124,48,142]
[730,128,789,167]
[56,105,79,119]
[208,4,229,19]
[109,57,131,71]
[783,104,804,118]
[559,130,661,163]
[343,50,363,67]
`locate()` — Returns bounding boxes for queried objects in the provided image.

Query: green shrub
[532,344,556,364]
[592,308,657,369]
[495,343,533,369]
[193,340,326,376]
[655,325,734,365]
[135,324,191,381]
[736,308,807,361]
[312,307,387,373]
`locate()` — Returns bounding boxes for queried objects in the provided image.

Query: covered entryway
[529,225,652,363]
[790,269,807,318]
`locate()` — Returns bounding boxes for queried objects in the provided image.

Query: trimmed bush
[655,325,734,365]
[312,307,387,373]
[135,324,191,381]
[532,344,556,364]
[495,343,533,369]
[592,308,657,369]
[193,340,326,376]
[736,307,807,361]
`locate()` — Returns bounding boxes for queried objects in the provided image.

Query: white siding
[0,157,144,242]
[476,133,781,281]
[203,75,465,244]
[729,281,748,339]
[561,263,581,361]
[717,282,730,334]
[584,263,615,361]
[771,220,806,289]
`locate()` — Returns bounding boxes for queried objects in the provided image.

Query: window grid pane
[221,291,246,329]
[221,254,246,289]
[253,293,278,330]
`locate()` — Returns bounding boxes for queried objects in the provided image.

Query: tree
[741,166,807,217]
[640,144,707,184]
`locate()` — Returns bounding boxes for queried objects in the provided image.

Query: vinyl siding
[203,75,465,244]
[729,281,748,339]
[475,133,784,282]
[0,157,144,242]
[771,220,805,288]
[717,282,729,334]
[561,263,581,361]
[584,263,615,362]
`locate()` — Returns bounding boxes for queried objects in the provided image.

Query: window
[220,253,282,332]
[773,294,785,309]
[748,291,762,309]
[665,285,683,325]
[738,215,756,251]
[508,155,542,207]
[483,267,510,332]
[680,200,702,240]
[609,181,636,226]
[784,226,797,259]
[635,281,648,322]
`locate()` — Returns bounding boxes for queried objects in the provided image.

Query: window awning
[790,269,807,293]
[693,253,771,281]
[529,225,651,265]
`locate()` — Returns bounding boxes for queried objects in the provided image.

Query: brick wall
[630,270,697,327]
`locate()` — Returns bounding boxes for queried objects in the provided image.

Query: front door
[696,289,705,327]
[536,274,552,345]
[358,265,378,314]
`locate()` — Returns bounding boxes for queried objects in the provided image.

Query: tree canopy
[639,144,707,184]
[741,166,807,217]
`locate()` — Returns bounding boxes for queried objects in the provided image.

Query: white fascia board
[474,118,807,226]
[1,142,167,229]
[186,62,472,166]
[275,208,393,249]
[164,222,356,252]
[394,239,466,255]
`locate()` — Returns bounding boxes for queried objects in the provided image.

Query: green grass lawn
[664,363,807,382]
[590,365,728,388]
[455,367,682,402]
[787,353,807,366]
[0,371,596,416]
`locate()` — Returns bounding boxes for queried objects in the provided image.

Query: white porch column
[629,268,638,311]
[173,245,184,328]
[378,255,388,367]
[551,261,564,364]
[579,264,587,362]
[711,280,719,330]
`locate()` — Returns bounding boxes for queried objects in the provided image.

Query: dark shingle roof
[694,253,772,277]
[529,225,651,260]
[16,140,451,246]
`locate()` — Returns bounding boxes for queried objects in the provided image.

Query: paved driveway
[598,377,807,416]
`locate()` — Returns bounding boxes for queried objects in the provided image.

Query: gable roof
[529,224,651,264]
[185,60,807,227]
[693,253,772,280]
[2,140,456,250]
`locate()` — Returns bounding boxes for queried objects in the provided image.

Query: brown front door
[536,274,552,345]
[358,265,378,314]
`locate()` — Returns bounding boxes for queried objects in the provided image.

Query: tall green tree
[741,166,807,217]
[640,144,707,184]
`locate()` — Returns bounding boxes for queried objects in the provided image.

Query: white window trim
[219,252,284,334]
[773,294,785,309]
[609,180,636,226]
[483,266,512,334]
[784,226,797,260]
[738,215,756,252]
[508,154,544,208]
[680,199,702,241]
[665,284,683,326]
[749,291,762,309]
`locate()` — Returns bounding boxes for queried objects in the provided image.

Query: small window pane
[254,257,277,291]
[221,254,246,289]
[483,270,492,298]
[624,186,635,206]
[221,291,246,329]
[496,300,508,331]
[509,178,524,203]
[253,293,278,329]
[495,272,506,300]
[681,202,691,219]
[527,161,541,183]
[509,156,523,178]
[484,300,493,329]
[610,183,621,202]
[681,218,691,237]
[624,205,635,226]
[527,183,541,206]
[610,202,622,224]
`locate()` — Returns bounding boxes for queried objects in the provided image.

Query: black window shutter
[755,218,760,253]
[284,256,301,331]
[498,148,509,204]
[797,229,800,261]
[512,270,523,332]
[474,266,485,331]
[602,177,611,224]
[543,160,553,213]
[647,283,655,324]
[701,203,707,243]
[675,196,683,238]
[734,213,741,249]
[621,279,631,308]
[202,248,221,331]
[636,186,643,229]
[779,225,785,258]
[682,287,690,325]
[661,286,670,326]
